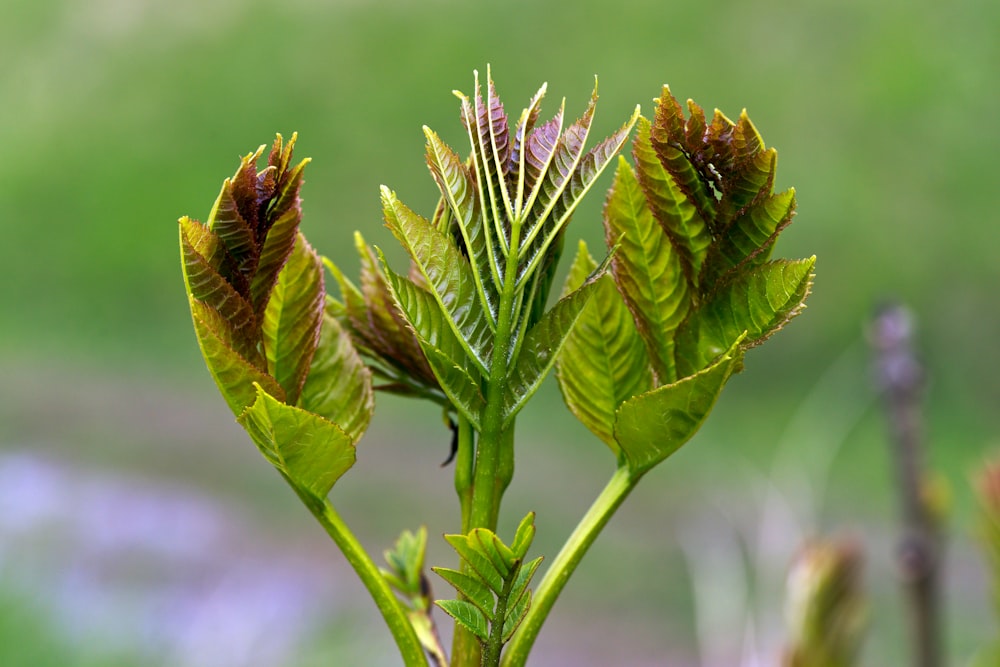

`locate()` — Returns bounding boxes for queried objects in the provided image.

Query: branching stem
[290,485,429,667]
[502,466,637,667]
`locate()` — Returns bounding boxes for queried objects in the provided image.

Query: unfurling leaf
[326,234,443,403]
[379,258,486,429]
[381,527,449,667]
[673,258,815,377]
[180,135,374,497]
[261,232,325,406]
[556,88,813,478]
[381,186,494,373]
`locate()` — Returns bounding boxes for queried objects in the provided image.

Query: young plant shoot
[179,67,813,667]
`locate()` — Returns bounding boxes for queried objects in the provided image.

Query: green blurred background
[2,0,998,664]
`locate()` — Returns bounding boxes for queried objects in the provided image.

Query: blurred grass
[1,0,999,664]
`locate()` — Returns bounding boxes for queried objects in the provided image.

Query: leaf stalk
[290,486,430,667]
[501,466,637,667]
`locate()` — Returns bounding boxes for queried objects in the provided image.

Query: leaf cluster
[433,513,542,658]
[179,135,373,500]
[556,87,815,477]
[327,68,639,432]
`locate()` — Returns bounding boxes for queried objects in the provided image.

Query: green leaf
[604,153,692,384]
[555,241,652,454]
[261,232,325,405]
[432,568,496,620]
[615,338,744,477]
[471,528,516,578]
[444,533,504,594]
[603,156,689,384]
[298,304,374,444]
[700,187,797,289]
[516,99,640,287]
[237,384,356,499]
[507,556,543,614]
[502,265,604,427]
[501,589,532,644]
[382,526,428,597]
[423,128,501,317]
[381,187,494,373]
[633,115,711,290]
[436,599,489,642]
[510,511,536,560]
[188,299,283,415]
[674,258,815,377]
[380,262,486,429]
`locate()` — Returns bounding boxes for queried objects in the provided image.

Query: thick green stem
[501,467,637,667]
[292,486,429,667]
[454,221,524,667]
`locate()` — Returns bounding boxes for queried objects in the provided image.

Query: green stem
[454,413,475,534]
[483,564,518,667]
[292,486,429,667]
[455,219,524,667]
[501,466,637,667]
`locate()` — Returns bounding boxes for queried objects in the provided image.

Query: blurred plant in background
[971,458,1000,666]
[782,538,867,667]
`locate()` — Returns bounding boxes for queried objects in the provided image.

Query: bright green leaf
[261,232,325,405]
[298,305,374,444]
[237,384,356,500]
[501,589,532,644]
[511,512,536,560]
[444,534,504,594]
[555,241,651,454]
[381,187,494,373]
[615,338,744,477]
[603,156,689,384]
[436,599,489,642]
[432,568,496,620]
[674,258,815,377]
[503,267,603,427]
[471,528,515,578]
[382,527,428,597]
[507,556,543,614]
[380,262,486,428]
